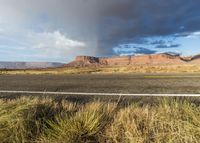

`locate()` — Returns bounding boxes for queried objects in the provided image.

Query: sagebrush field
[0,96,200,143]
[2,65,200,75]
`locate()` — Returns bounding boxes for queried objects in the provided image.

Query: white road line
[0,90,200,97]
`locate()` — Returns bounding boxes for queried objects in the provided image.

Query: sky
[0,0,200,62]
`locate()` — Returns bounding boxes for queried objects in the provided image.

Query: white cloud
[0,28,95,62]
[28,30,91,61]
[0,0,98,62]
[33,31,86,50]
[186,31,200,38]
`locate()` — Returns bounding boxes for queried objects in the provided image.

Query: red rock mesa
[66,53,199,67]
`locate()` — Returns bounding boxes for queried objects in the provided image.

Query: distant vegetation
[0,96,200,143]
[2,64,200,75]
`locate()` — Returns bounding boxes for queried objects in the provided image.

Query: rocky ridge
[66,53,191,67]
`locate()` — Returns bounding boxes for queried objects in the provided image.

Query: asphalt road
[1,74,200,94]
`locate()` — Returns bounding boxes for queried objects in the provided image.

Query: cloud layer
[97,0,200,55]
[0,0,200,62]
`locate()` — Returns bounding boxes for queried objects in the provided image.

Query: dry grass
[2,64,200,75]
[40,102,116,143]
[106,99,200,143]
[0,97,199,143]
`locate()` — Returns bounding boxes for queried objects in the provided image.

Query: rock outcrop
[67,56,100,67]
[66,53,186,67]
[130,54,183,65]
[189,54,200,64]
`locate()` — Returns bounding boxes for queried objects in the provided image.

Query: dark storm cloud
[1,0,200,61]
[164,52,181,56]
[113,45,157,55]
[156,44,181,49]
[150,40,166,45]
[134,47,157,54]
[97,0,200,55]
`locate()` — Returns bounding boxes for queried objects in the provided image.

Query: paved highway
[1,74,200,94]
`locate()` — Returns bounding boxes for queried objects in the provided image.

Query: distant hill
[2,53,200,70]
[0,62,64,69]
[66,53,200,67]
[66,53,184,67]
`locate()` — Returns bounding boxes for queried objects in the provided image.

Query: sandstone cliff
[66,53,188,67]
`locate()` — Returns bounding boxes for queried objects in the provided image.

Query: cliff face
[189,54,200,64]
[67,56,100,67]
[75,56,99,63]
[100,56,131,66]
[130,54,183,65]
[66,53,186,67]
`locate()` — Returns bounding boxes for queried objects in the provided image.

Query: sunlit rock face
[66,53,188,67]
[130,54,184,65]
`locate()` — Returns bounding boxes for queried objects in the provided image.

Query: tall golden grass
[0,97,199,143]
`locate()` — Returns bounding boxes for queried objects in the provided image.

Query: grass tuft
[40,102,116,143]
[0,96,199,143]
